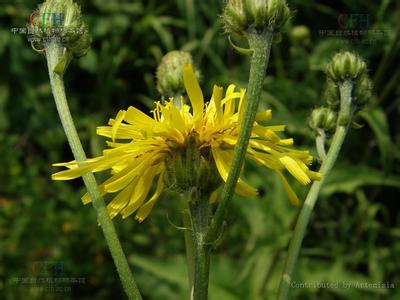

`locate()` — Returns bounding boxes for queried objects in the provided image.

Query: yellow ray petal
[97,124,143,140]
[52,155,128,180]
[255,110,272,121]
[253,125,281,142]
[277,171,300,205]
[169,104,186,133]
[247,149,282,170]
[279,156,311,185]
[107,182,135,219]
[111,110,126,142]
[277,138,294,146]
[212,147,258,196]
[223,84,237,119]
[104,154,154,193]
[211,85,223,122]
[120,164,162,218]
[307,170,322,181]
[125,106,161,128]
[135,171,165,222]
[183,64,204,120]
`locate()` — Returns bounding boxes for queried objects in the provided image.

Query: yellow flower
[53,65,321,222]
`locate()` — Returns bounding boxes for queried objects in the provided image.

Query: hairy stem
[277,80,353,300]
[188,188,211,300]
[45,41,142,300]
[208,28,274,241]
[182,198,195,291]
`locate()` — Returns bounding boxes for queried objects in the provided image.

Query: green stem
[188,188,211,300]
[208,28,274,241]
[315,129,327,160]
[182,198,195,291]
[45,41,142,300]
[277,80,353,300]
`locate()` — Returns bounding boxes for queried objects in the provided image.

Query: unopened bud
[30,0,91,58]
[290,25,310,45]
[222,0,290,35]
[156,51,195,97]
[353,74,372,108]
[309,107,337,134]
[325,51,367,82]
[324,78,340,110]
[324,52,372,111]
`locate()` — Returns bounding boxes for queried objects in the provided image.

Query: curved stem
[45,41,142,300]
[188,188,211,300]
[277,80,353,300]
[208,28,274,241]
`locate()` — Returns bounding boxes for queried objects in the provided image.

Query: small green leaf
[53,52,72,76]
[228,35,253,55]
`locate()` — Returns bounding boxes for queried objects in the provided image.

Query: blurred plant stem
[273,43,285,79]
[208,29,274,242]
[373,23,399,95]
[277,80,353,300]
[45,41,142,300]
[188,188,211,300]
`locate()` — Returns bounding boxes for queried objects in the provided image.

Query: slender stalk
[45,41,142,300]
[277,80,353,300]
[188,188,211,300]
[208,28,274,240]
[182,199,195,290]
[315,129,327,160]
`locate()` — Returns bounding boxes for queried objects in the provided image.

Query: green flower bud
[222,0,248,35]
[324,78,340,110]
[222,0,290,35]
[30,0,91,58]
[324,52,372,112]
[325,51,367,82]
[156,51,195,97]
[164,134,222,195]
[308,107,337,134]
[290,25,310,45]
[353,73,372,108]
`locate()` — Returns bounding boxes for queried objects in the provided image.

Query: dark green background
[1,0,399,299]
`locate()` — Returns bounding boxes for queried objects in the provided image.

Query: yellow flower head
[53,65,321,222]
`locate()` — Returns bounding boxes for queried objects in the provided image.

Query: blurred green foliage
[1,0,400,299]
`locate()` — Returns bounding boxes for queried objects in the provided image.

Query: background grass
[1,0,399,299]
